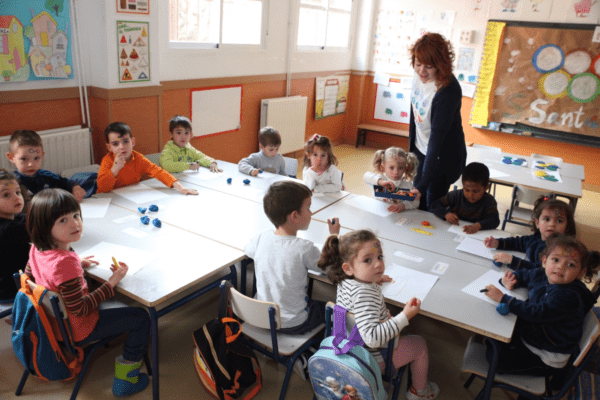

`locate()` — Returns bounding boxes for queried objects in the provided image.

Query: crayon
[112,257,120,269]
[480,289,488,293]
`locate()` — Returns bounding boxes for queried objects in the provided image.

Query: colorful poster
[565,0,599,23]
[116,0,149,14]
[0,0,74,83]
[117,21,150,83]
[373,1,416,75]
[489,0,525,20]
[373,78,412,124]
[315,75,349,119]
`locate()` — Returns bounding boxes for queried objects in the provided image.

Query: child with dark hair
[430,162,499,233]
[159,115,222,173]
[238,126,286,176]
[485,197,576,270]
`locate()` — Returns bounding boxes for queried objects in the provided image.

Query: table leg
[149,307,159,400]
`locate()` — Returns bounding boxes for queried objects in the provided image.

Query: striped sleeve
[58,278,114,317]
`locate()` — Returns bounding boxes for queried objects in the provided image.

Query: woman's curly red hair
[410,33,455,89]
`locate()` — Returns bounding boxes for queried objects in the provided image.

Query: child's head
[461,162,490,204]
[0,169,24,219]
[104,122,135,160]
[6,130,44,177]
[258,127,281,158]
[27,188,82,252]
[319,230,383,284]
[303,134,337,170]
[168,115,193,149]
[532,197,575,240]
[371,147,418,182]
[541,233,600,284]
[263,181,312,229]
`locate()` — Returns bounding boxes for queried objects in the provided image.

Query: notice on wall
[315,75,349,119]
[116,0,149,14]
[373,77,412,124]
[117,21,150,83]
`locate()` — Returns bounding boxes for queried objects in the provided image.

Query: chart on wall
[373,78,412,124]
[116,0,149,14]
[117,21,150,83]
[315,75,349,119]
[0,0,74,83]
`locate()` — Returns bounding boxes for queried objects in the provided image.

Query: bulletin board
[190,85,242,137]
[373,78,412,124]
[471,20,600,141]
[315,75,349,119]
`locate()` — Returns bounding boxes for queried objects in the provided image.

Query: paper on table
[462,270,528,305]
[447,222,513,241]
[488,168,510,179]
[456,237,496,260]
[80,198,111,218]
[344,195,393,217]
[393,250,423,262]
[113,182,169,204]
[325,190,350,199]
[381,263,439,304]
[179,169,224,181]
[532,168,562,183]
[79,242,157,275]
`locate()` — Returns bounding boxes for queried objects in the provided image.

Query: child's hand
[411,188,421,201]
[189,162,200,171]
[402,298,420,320]
[377,274,392,285]
[81,255,98,269]
[501,270,517,290]
[108,261,128,287]
[209,162,223,173]
[327,218,340,235]
[463,223,481,234]
[173,181,198,195]
[484,236,498,248]
[493,252,513,264]
[250,169,259,177]
[387,203,406,213]
[378,180,396,191]
[445,212,459,225]
[111,152,127,176]
[483,285,504,302]
[72,185,86,203]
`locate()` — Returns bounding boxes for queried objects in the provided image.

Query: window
[169,0,267,48]
[297,0,352,49]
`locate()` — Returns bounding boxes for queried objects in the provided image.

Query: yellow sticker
[412,228,432,236]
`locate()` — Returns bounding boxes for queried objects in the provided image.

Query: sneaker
[292,353,309,381]
[406,382,440,400]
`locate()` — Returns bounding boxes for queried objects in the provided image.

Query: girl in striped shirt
[318,230,439,400]
[25,189,150,396]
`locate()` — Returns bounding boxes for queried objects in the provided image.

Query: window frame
[296,0,355,52]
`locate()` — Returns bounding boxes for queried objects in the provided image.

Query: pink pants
[379,335,429,391]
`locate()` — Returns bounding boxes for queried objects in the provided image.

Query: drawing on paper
[457,48,475,72]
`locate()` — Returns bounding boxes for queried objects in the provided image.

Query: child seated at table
[159,115,222,173]
[238,126,286,176]
[302,134,343,193]
[318,229,439,400]
[430,162,499,234]
[363,146,421,212]
[6,130,87,202]
[483,234,600,378]
[97,122,198,195]
[484,197,575,270]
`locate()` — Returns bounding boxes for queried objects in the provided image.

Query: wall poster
[116,0,149,15]
[117,21,150,83]
[373,77,412,124]
[315,75,349,119]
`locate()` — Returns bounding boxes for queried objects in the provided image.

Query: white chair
[461,311,600,399]
[283,156,299,178]
[60,164,100,179]
[225,282,324,400]
[144,153,161,165]
[502,185,554,230]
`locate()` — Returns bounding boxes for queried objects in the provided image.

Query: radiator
[260,96,308,155]
[0,126,93,174]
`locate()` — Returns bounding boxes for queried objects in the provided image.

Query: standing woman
[409,33,467,210]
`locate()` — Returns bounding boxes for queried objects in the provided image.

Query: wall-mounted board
[190,85,242,137]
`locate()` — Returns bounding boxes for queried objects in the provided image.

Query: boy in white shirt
[244,181,339,334]
[238,126,287,176]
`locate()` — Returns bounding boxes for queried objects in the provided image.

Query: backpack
[12,274,83,381]
[192,281,262,400]
[308,305,387,400]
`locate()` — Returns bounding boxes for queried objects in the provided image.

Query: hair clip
[543,197,549,201]
[310,134,320,142]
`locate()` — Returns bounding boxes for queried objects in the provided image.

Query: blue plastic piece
[496,303,509,315]
[227,177,232,184]
[492,260,503,267]
[152,218,162,228]
[502,159,512,164]
[259,170,263,173]
[243,179,250,184]
[148,204,159,212]
[138,207,147,214]
[140,216,150,225]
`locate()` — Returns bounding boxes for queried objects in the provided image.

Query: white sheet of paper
[459,82,476,98]
[381,263,439,304]
[462,270,528,305]
[113,215,139,224]
[447,223,513,241]
[395,218,411,226]
[122,227,149,239]
[393,250,423,262]
[456,236,496,260]
[373,71,391,86]
[113,183,169,204]
[80,198,111,219]
[532,168,562,183]
[325,190,350,199]
[79,242,157,275]
[488,168,510,179]
[179,169,224,181]
[431,262,449,274]
[344,195,393,217]
[312,192,325,197]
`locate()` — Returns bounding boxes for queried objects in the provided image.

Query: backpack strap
[218,281,233,320]
[331,305,364,355]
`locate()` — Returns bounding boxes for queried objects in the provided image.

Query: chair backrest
[283,156,298,178]
[26,279,68,322]
[145,153,162,165]
[472,144,501,153]
[229,286,282,330]
[531,153,563,165]
[514,185,553,207]
[574,311,600,367]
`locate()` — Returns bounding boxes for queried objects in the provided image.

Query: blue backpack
[308,305,387,400]
[12,274,83,381]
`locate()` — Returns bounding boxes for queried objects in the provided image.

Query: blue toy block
[243,179,250,184]
[152,218,162,228]
[149,205,159,212]
[496,303,509,315]
[138,207,147,214]
[492,260,503,267]
[140,216,150,225]
[227,178,232,184]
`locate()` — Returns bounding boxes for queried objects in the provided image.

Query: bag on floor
[308,305,386,400]
[12,274,83,381]
[192,281,262,400]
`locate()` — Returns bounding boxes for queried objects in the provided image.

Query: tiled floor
[1,144,596,399]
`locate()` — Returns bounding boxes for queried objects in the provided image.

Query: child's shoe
[406,381,440,400]
[292,353,309,381]
[112,355,149,396]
